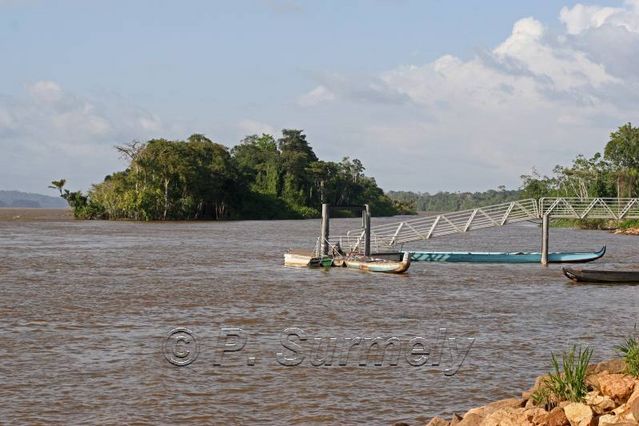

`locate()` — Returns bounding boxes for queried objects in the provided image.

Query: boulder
[544,407,570,426]
[584,390,616,414]
[628,394,639,421]
[563,402,593,426]
[425,417,450,426]
[481,407,532,426]
[450,413,463,425]
[597,413,637,426]
[465,398,522,418]
[522,407,548,425]
[593,359,627,375]
[598,374,635,403]
[586,371,610,391]
[625,383,639,406]
[456,413,483,426]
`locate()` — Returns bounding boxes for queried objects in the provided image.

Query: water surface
[2,217,639,424]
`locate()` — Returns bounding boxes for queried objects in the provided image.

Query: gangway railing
[346,198,539,250]
[540,197,639,220]
[341,197,639,254]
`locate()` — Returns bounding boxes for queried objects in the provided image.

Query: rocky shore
[422,358,639,426]
[615,228,639,236]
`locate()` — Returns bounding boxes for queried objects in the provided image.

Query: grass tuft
[615,325,639,377]
[532,345,593,408]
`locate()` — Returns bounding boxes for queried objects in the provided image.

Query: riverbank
[0,208,73,221]
[424,358,639,426]
[615,227,639,236]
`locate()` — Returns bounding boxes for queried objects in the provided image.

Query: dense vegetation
[520,122,639,200]
[387,187,520,212]
[52,130,413,220]
[390,123,639,221]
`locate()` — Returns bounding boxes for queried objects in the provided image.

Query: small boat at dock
[408,246,606,263]
[342,252,411,274]
[563,267,639,283]
[284,252,333,268]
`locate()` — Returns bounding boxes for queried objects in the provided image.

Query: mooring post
[363,204,371,256]
[541,213,549,266]
[320,203,330,255]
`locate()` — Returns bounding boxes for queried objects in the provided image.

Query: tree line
[520,122,639,200]
[389,123,639,215]
[387,188,521,212]
[52,130,415,220]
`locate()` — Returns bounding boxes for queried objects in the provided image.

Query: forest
[51,130,414,220]
[387,188,520,212]
[519,122,639,200]
[53,123,639,221]
[389,123,639,216]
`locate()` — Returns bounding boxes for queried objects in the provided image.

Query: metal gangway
[338,197,639,263]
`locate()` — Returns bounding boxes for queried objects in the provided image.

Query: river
[2,216,639,424]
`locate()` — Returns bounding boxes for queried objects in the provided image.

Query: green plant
[548,345,593,402]
[532,345,593,407]
[615,326,639,377]
[531,384,554,409]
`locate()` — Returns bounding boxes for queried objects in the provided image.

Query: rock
[598,374,635,403]
[594,359,627,375]
[563,402,593,426]
[587,371,610,391]
[522,407,547,425]
[628,394,639,421]
[626,383,639,406]
[450,413,463,425]
[597,414,637,426]
[393,423,410,426]
[425,417,450,426]
[544,407,570,426]
[481,407,532,426]
[612,403,627,416]
[584,390,616,414]
[457,413,483,426]
[465,398,522,418]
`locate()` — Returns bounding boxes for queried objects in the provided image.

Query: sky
[1,0,638,195]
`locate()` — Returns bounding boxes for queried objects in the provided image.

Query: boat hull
[410,246,606,264]
[284,253,332,268]
[344,252,411,274]
[563,267,639,283]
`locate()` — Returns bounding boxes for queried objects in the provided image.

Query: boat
[563,267,639,283]
[409,246,606,263]
[342,252,411,274]
[284,252,333,268]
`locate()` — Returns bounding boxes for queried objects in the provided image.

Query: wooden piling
[321,203,330,255]
[363,204,371,256]
[541,214,549,266]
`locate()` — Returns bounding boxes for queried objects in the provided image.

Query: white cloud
[0,81,177,193]
[27,80,63,103]
[298,85,336,107]
[296,1,639,192]
[237,119,276,136]
[560,2,639,34]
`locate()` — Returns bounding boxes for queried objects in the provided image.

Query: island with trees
[51,129,415,220]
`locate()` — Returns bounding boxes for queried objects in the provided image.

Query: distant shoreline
[0,208,73,221]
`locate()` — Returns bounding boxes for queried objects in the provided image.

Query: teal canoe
[410,246,606,263]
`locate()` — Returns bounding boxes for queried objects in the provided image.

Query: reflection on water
[2,218,639,424]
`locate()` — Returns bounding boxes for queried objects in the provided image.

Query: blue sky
[1,0,637,194]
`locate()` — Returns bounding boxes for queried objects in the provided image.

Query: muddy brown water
[2,217,639,424]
